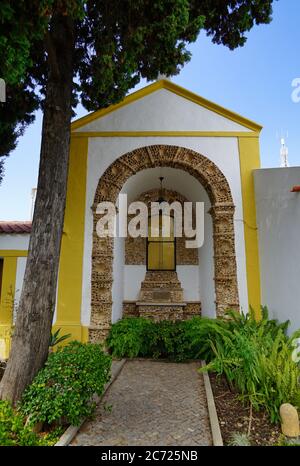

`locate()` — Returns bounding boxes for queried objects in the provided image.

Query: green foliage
[108,309,300,424]
[0,400,37,446]
[147,320,185,360]
[106,317,155,358]
[176,316,230,362]
[228,432,252,446]
[38,427,65,446]
[277,435,300,446]
[256,334,300,422]
[0,400,58,446]
[225,306,290,340]
[49,328,72,347]
[0,1,47,178]
[0,0,276,178]
[21,341,111,426]
[147,317,230,362]
[201,308,300,423]
[106,316,228,361]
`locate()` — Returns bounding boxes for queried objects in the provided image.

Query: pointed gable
[72,80,262,134]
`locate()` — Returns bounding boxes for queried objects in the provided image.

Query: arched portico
[89,145,239,342]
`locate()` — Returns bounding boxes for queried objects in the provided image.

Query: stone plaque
[153,291,171,301]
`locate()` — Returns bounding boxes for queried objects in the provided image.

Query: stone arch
[89,145,239,342]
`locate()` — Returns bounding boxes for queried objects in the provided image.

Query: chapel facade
[0,79,262,358]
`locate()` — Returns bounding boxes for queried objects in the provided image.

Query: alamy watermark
[291,78,300,103]
[0,78,5,103]
[292,337,300,363]
[95,194,204,248]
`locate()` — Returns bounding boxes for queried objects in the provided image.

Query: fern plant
[201,307,300,423]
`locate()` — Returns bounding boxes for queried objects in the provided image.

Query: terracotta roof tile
[0,221,32,234]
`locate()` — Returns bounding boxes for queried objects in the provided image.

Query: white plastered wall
[0,234,29,250]
[111,223,125,323]
[75,88,249,133]
[254,167,300,334]
[124,266,201,302]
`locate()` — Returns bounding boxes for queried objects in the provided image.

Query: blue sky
[1,0,299,220]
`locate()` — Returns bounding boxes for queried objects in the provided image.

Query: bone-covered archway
[89,145,239,342]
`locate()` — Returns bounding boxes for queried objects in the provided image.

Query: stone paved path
[71,360,212,446]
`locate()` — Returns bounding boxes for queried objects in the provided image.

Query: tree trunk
[0,14,74,403]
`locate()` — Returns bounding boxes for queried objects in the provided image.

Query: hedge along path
[70,359,213,446]
[55,358,126,446]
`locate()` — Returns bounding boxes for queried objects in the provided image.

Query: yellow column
[55,136,89,343]
[0,256,17,359]
[238,136,261,318]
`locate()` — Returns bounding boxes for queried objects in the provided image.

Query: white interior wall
[124,265,146,301]
[177,266,200,302]
[197,196,216,318]
[123,265,201,303]
[111,227,125,323]
[120,168,214,312]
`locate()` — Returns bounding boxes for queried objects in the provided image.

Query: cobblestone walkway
[71,360,212,446]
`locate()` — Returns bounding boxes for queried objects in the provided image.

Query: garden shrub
[0,400,39,446]
[106,317,156,358]
[21,341,111,426]
[201,308,300,423]
[106,316,229,361]
[149,317,230,361]
[0,400,61,446]
[147,320,185,360]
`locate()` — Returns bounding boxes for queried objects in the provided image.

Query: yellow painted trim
[0,323,89,359]
[0,325,12,359]
[0,257,17,358]
[72,131,260,139]
[0,257,17,325]
[81,325,89,343]
[52,323,89,346]
[71,80,262,133]
[56,137,88,330]
[238,137,261,318]
[0,250,28,257]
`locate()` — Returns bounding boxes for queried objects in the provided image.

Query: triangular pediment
[72,80,262,133]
